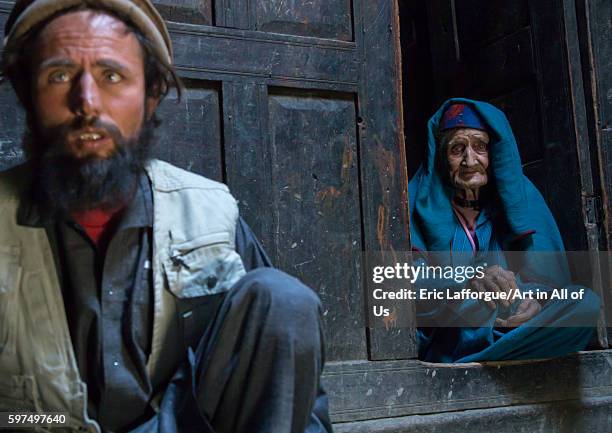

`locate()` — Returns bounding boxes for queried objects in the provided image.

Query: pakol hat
[439,103,487,132]
[3,0,173,64]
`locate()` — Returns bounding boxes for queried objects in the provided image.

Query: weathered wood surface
[322,350,612,423]
[333,396,612,433]
[527,0,591,254]
[267,89,365,360]
[0,0,409,362]
[222,81,274,247]
[398,1,434,179]
[577,0,612,345]
[583,0,611,253]
[358,0,415,361]
[556,0,608,347]
[153,0,213,25]
[154,81,223,180]
[455,1,530,53]
[0,3,25,170]
[168,23,359,92]
[214,0,250,29]
[254,0,353,41]
[215,0,354,41]
[0,81,24,170]
[490,85,543,165]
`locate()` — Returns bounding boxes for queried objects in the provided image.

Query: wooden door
[425,0,608,346]
[575,0,612,344]
[0,1,414,362]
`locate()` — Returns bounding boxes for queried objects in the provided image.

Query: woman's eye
[49,71,70,83]
[451,145,464,155]
[474,142,488,152]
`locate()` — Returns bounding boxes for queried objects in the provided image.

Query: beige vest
[0,160,246,432]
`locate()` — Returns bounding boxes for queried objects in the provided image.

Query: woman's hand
[495,299,542,327]
[467,265,520,309]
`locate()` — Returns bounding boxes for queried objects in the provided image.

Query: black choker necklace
[453,196,482,210]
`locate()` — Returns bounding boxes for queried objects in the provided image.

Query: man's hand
[467,265,520,310]
[495,299,542,327]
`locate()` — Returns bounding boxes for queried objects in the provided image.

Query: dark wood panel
[529,0,588,252]
[583,0,612,258]
[323,351,612,423]
[358,0,415,359]
[223,81,275,251]
[587,1,612,128]
[558,0,607,347]
[254,0,353,41]
[0,1,12,15]
[215,0,250,29]
[463,27,535,98]
[152,80,223,180]
[333,396,612,433]
[491,84,543,164]
[426,0,458,104]
[599,132,612,236]
[168,23,359,90]
[153,0,213,25]
[522,161,548,203]
[455,0,529,54]
[399,1,435,179]
[0,83,25,172]
[0,6,25,172]
[266,88,366,361]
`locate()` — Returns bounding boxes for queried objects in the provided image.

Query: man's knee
[233,267,323,330]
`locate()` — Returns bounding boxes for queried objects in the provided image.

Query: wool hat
[439,103,487,132]
[3,0,173,64]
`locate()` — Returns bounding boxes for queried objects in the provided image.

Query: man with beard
[0,1,332,432]
[408,99,601,363]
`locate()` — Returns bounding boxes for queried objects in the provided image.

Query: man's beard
[26,117,154,215]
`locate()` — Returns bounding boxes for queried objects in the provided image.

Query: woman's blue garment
[409,98,600,363]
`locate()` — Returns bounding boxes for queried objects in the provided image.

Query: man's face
[31,10,148,160]
[445,128,490,190]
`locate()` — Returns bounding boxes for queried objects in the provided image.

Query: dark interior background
[399,0,611,346]
[399,0,606,254]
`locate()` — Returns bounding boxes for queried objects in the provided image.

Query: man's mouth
[68,128,115,158]
[72,128,108,141]
[79,132,103,141]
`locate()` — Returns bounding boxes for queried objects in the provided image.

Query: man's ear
[145,96,160,120]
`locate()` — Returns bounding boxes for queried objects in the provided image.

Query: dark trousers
[131,268,332,433]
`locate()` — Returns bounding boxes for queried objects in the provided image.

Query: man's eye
[48,71,71,83]
[105,71,123,83]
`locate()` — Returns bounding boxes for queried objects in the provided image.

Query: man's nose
[71,72,101,117]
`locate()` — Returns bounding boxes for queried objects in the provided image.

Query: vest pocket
[163,231,246,298]
[0,374,38,412]
[0,246,23,358]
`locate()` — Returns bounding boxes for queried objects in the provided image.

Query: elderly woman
[408,99,600,363]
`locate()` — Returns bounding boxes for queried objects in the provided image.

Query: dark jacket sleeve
[235,217,273,271]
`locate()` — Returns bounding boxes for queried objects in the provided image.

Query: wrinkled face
[31,10,151,160]
[445,128,490,190]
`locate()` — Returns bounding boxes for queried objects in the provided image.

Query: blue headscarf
[408,98,570,286]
